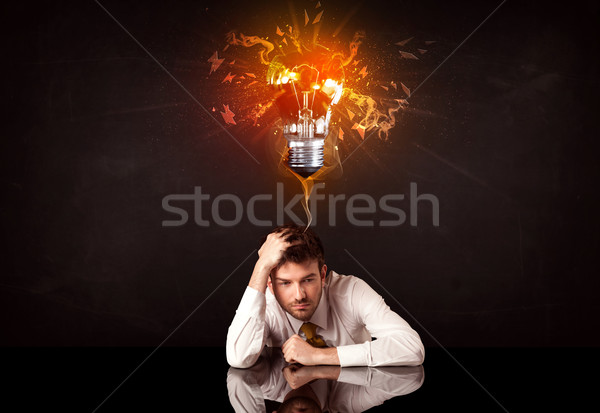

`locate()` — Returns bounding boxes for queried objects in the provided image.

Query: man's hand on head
[257,230,294,271]
[281,335,340,366]
[248,230,295,293]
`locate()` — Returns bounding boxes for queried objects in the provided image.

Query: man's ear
[320,264,327,284]
[267,272,274,294]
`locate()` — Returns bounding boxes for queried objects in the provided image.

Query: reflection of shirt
[226,271,425,368]
[226,348,425,413]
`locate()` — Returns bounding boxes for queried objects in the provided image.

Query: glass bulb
[268,50,345,177]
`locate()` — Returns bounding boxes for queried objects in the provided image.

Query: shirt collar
[286,288,329,334]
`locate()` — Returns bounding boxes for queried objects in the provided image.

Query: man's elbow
[226,349,258,369]
[227,358,253,369]
[397,335,425,366]
[394,346,423,366]
[407,335,425,365]
[410,346,425,366]
[373,335,425,366]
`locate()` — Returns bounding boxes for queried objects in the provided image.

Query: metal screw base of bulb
[286,138,325,178]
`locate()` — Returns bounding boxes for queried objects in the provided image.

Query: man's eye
[280,281,290,286]
[304,278,314,283]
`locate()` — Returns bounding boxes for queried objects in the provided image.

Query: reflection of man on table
[227,347,425,413]
[226,224,425,368]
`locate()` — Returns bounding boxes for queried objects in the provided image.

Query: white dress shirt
[226,271,425,368]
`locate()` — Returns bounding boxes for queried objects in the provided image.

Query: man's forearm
[248,260,272,293]
[316,347,341,366]
[311,364,341,380]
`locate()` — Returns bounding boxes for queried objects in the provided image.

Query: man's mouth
[292,304,309,309]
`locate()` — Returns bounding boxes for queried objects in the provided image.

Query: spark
[352,123,366,139]
[222,72,235,83]
[401,82,411,97]
[358,65,368,78]
[207,51,224,74]
[399,51,419,60]
[220,104,236,125]
[313,10,324,24]
[395,37,413,46]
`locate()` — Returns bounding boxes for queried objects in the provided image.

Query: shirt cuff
[336,342,371,367]
[337,367,371,385]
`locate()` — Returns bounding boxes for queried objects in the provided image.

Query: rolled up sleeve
[337,278,425,367]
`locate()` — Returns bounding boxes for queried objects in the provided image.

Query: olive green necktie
[300,322,327,348]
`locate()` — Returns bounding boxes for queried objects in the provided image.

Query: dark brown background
[2,0,599,349]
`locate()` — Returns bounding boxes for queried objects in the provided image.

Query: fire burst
[205,2,433,225]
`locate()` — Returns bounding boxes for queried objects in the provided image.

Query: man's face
[268,260,326,321]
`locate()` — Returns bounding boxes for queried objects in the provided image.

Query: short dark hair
[262,223,325,271]
[277,395,322,413]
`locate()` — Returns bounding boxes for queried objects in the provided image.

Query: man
[226,224,424,368]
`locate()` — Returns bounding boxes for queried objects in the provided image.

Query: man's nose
[294,283,306,300]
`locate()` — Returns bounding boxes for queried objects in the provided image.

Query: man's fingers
[273,229,295,243]
[285,334,301,344]
[272,228,290,237]
[282,334,299,351]
[282,335,302,363]
[281,336,291,354]
[264,231,293,251]
[283,344,295,363]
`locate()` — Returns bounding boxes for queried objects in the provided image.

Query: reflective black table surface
[4,347,596,412]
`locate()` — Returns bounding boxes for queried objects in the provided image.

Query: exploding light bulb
[268,49,345,177]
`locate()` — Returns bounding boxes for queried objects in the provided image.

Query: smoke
[265,122,344,229]
[225,32,275,65]
[343,90,407,140]
[334,30,365,67]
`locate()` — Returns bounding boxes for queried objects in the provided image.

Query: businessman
[226,224,424,368]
